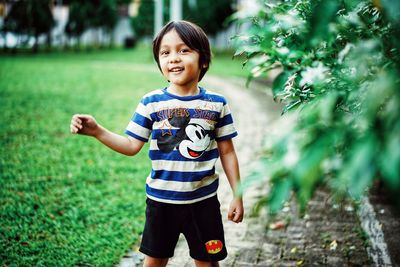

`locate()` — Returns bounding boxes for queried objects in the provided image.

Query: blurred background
[0,0,258,52]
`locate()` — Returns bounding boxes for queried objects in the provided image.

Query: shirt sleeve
[125,98,153,142]
[215,101,238,141]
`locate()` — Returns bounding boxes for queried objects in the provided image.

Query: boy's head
[153,20,211,82]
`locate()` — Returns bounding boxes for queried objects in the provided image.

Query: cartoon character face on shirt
[157,116,211,159]
[179,123,211,159]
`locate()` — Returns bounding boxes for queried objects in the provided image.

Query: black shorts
[139,195,228,262]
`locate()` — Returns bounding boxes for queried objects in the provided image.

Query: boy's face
[158,29,204,90]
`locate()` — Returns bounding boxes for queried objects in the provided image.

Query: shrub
[233,0,400,213]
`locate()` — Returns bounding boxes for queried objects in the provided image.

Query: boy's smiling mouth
[169,67,184,73]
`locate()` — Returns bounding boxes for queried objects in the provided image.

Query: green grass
[210,50,248,78]
[0,45,246,266]
[0,47,159,266]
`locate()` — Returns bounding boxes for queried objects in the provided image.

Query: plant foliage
[2,0,54,51]
[131,0,157,39]
[65,0,118,43]
[233,0,400,213]
[184,0,234,36]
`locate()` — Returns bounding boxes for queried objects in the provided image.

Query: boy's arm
[70,114,144,156]
[217,139,244,223]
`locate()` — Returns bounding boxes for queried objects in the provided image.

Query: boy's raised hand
[70,114,99,137]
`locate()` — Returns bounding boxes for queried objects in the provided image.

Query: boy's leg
[140,199,181,262]
[183,196,227,262]
[143,256,168,267]
[194,260,220,267]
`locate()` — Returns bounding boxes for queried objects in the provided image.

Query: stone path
[117,75,380,267]
[367,185,400,266]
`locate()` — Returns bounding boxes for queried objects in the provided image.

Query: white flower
[272,8,305,32]
[343,10,362,25]
[338,43,355,64]
[322,156,343,173]
[276,47,290,55]
[272,14,303,31]
[275,36,285,47]
[288,9,300,17]
[300,62,329,86]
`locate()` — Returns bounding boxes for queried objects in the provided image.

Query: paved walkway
[118,75,373,267]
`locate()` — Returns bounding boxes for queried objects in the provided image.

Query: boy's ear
[202,64,208,69]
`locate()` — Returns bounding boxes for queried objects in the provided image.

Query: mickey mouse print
[125,88,238,204]
[156,109,212,159]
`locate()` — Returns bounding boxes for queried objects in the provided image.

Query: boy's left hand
[228,198,244,223]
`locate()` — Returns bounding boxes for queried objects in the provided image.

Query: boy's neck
[167,84,200,97]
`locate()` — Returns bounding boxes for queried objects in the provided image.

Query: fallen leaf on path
[329,240,338,250]
[269,221,285,230]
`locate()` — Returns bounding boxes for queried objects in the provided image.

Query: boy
[70,20,243,267]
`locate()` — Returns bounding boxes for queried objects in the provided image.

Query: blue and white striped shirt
[125,87,237,204]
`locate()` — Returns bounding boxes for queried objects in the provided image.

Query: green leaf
[379,132,400,190]
[251,196,268,217]
[268,178,292,214]
[272,71,291,98]
[380,0,400,24]
[341,135,377,199]
[282,100,301,114]
[308,1,340,46]
[292,133,332,209]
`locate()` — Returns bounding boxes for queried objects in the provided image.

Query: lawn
[0,45,245,266]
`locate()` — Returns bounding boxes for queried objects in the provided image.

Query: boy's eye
[160,51,169,56]
[180,48,190,53]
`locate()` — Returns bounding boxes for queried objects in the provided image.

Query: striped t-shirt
[125,87,238,204]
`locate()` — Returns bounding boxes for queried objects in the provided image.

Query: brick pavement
[117,76,372,267]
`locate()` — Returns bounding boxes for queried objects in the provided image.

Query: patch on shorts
[205,240,223,254]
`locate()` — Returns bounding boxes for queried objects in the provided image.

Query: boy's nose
[169,52,181,63]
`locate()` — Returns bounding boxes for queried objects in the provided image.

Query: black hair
[152,20,211,82]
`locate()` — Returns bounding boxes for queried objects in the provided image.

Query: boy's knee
[143,256,168,267]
